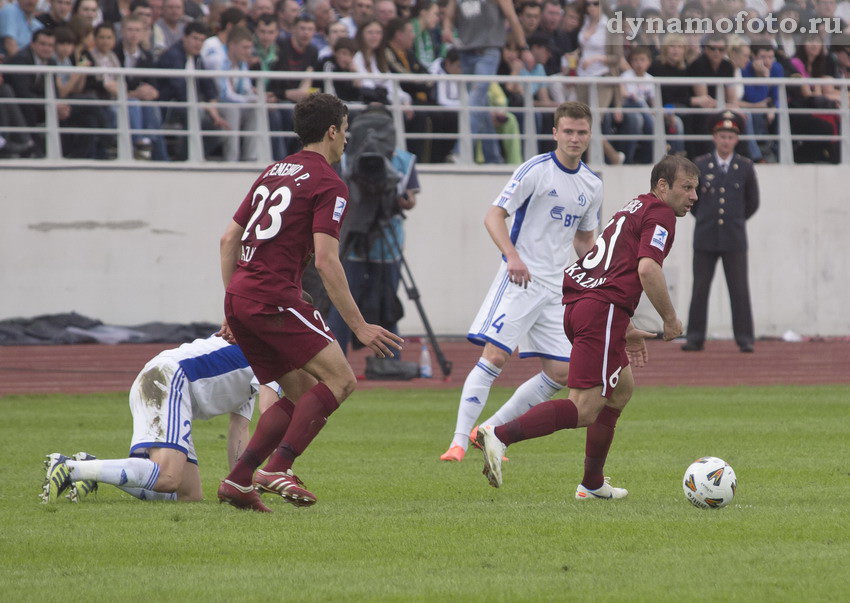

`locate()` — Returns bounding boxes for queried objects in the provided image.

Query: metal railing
[0,64,847,165]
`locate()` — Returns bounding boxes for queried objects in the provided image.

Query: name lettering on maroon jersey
[264,162,304,178]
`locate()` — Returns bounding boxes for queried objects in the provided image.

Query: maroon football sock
[494,398,579,445]
[226,397,295,486]
[582,406,622,490]
[264,382,340,473]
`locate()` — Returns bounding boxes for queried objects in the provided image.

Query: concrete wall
[2,163,849,337]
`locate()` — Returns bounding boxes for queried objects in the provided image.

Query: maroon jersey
[227,150,349,305]
[562,193,677,315]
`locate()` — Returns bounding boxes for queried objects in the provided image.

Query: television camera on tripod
[327,104,452,379]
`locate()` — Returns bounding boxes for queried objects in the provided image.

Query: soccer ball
[682,457,737,509]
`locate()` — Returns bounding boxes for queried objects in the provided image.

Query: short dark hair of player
[52,24,77,45]
[650,155,700,191]
[627,45,652,63]
[221,7,247,29]
[184,20,209,38]
[385,17,410,41]
[294,93,349,145]
[554,101,592,126]
[257,13,277,28]
[227,24,253,45]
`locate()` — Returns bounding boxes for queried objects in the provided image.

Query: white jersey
[494,152,604,294]
[147,335,257,421]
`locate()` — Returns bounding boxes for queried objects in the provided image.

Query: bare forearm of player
[484,206,519,260]
[314,233,367,332]
[638,257,677,322]
[573,229,596,259]
[227,413,250,469]
[220,220,243,288]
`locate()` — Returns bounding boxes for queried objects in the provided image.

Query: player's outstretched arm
[227,413,250,470]
[220,220,243,289]
[637,257,683,341]
[484,205,531,288]
[314,233,404,358]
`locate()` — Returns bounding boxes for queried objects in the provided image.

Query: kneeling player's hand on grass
[625,326,655,368]
[354,324,404,358]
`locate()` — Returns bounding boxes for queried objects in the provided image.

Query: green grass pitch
[1,385,848,601]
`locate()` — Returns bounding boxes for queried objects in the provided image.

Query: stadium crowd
[1,0,850,162]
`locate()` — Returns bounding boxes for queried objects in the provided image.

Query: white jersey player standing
[41,335,281,503]
[441,102,603,462]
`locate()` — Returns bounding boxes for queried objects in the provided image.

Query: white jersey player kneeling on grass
[440,101,602,465]
[41,335,283,504]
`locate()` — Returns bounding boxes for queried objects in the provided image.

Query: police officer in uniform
[683,111,760,353]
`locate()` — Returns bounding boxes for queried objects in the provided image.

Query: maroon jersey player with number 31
[476,155,699,497]
[216,93,403,512]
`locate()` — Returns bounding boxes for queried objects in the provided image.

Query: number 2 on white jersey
[241,185,292,241]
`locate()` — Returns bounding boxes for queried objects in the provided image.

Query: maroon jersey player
[216,93,403,512]
[476,155,698,497]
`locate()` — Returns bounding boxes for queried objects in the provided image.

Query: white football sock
[67,457,161,491]
[482,371,563,427]
[117,487,177,501]
[450,358,502,449]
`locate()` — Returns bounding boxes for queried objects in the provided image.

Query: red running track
[1,338,848,396]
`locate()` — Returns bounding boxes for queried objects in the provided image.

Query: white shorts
[129,360,198,464]
[467,263,572,361]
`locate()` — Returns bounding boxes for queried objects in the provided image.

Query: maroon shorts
[563,298,630,399]
[224,292,335,383]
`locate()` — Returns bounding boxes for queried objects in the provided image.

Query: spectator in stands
[305,0,334,50]
[775,4,803,60]
[332,0,354,21]
[247,0,274,31]
[427,44,460,162]
[89,22,122,156]
[5,29,57,156]
[559,1,580,55]
[517,1,542,40]
[270,14,318,154]
[101,0,135,26]
[274,0,300,42]
[129,0,154,52]
[353,18,395,102]
[251,13,286,158]
[146,0,162,27]
[395,0,414,18]
[829,33,850,78]
[71,0,100,26]
[323,36,361,101]
[116,14,168,160]
[155,21,229,160]
[383,16,432,160]
[341,0,373,37]
[789,32,841,162]
[648,32,689,155]
[814,0,847,49]
[212,25,258,162]
[740,42,783,162]
[442,0,531,164]
[374,0,396,25]
[317,19,348,61]
[201,7,247,70]
[0,0,44,58]
[36,0,73,29]
[410,0,440,66]
[686,33,736,157]
[152,0,190,56]
[0,72,36,157]
[619,44,655,163]
[538,0,573,73]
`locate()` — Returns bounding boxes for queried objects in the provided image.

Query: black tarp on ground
[0,313,219,345]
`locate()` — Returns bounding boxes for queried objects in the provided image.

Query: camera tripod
[339,217,453,379]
